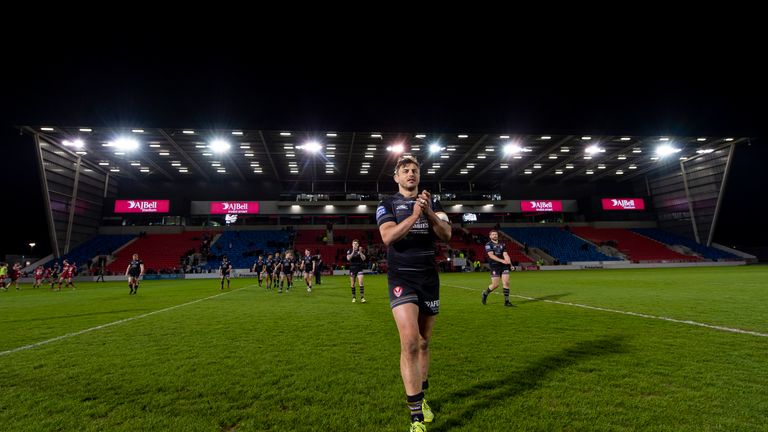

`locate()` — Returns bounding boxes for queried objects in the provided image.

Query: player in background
[49,262,61,290]
[57,260,75,291]
[272,251,283,290]
[347,239,367,303]
[279,251,294,293]
[0,262,8,291]
[481,230,516,307]
[125,254,145,295]
[253,254,265,287]
[301,248,315,293]
[219,256,232,290]
[8,262,22,290]
[33,265,45,288]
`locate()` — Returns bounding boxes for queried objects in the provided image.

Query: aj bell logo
[529,201,553,209]
[611,199,636,209]
[128,200,158,211]
[222,202,249,211]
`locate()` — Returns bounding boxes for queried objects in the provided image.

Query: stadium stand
[631,228,740,260]
[205,230,293,269]
[45,234,136,269]
[503,227,620,264]
[570,227,699,262]
[107,232,207,273]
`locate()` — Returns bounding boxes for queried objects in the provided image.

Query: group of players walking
[1,260,79,292]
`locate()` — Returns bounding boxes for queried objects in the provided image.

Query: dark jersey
[220,261,232,275]
[272,257,283,272]
[302,255,314,272]
[376,192,445,271]
[347,249,365,268]
[255,258,265,271]
[281,257,293,273]
[485,240,508,265]
[128,259,143,276]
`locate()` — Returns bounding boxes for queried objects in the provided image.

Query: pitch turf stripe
[444,284,768,338]
[0,284,256,357]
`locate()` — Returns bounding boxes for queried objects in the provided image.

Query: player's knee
[418,336,430,352]
[401,337,421,357]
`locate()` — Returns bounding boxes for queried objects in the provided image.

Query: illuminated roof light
[502,143,522,155]
[111,137,140,151]
[655,144,681,157]
[298,141,323,153]
[387,143,405,154]
[208,139,231,153]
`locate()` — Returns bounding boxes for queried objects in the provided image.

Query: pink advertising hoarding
[601,198,645,210]
[114,200,170,213]
[520,200,563,212]
[209,201,260,214]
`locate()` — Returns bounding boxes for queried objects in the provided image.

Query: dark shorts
[388,267,440,315]
[349,267,364,277]
[490,265,511,277]
[128,272,141,278]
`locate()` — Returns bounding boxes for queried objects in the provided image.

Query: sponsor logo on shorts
[393,286,403,297]
[424,300,440,313]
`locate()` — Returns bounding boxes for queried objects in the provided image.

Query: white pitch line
[0,284,256,357]
[444,284,768,338]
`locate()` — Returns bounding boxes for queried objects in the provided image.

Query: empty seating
[503,227,619,264]
[631,228,740,260]
[571,227,699,262]
[45,234,136,268]
[107,232,205,273]
[206,230,293,269]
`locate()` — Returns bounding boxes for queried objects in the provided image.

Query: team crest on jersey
[393,286,403,297]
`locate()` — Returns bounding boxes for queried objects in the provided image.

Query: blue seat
[502,227,619,264]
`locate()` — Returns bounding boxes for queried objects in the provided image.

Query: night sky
[2,59,766,258]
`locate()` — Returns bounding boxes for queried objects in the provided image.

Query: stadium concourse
[12,126,756,283]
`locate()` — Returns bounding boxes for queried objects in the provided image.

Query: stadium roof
[24,126,747,187]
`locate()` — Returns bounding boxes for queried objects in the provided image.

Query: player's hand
[412,199,424,217]
[418,190,434,216]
